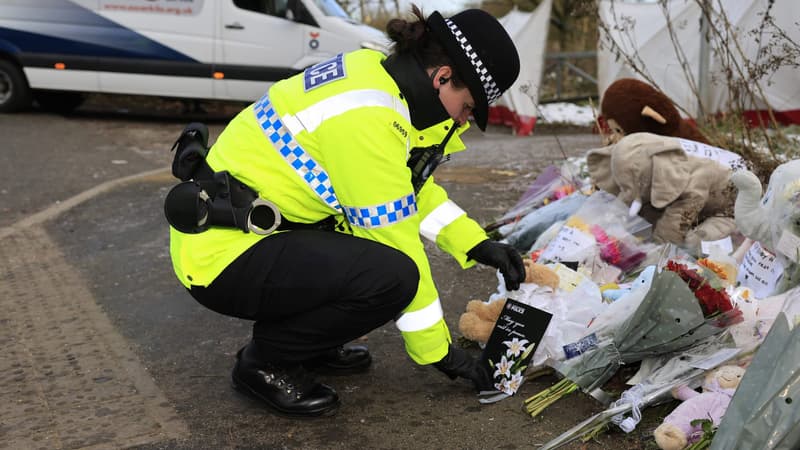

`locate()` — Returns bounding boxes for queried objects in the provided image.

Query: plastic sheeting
[597,0,800,124]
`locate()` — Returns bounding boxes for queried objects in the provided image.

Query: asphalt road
[1,97,667,449]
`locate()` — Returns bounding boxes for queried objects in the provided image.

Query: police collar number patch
[304,54,346,91]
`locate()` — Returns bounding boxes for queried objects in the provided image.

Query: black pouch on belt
[164,123,335,234]
[164,123,285,235]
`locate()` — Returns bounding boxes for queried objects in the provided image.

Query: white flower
[505,371,525,393]
[493,355,513,379]
[503,337,529,358]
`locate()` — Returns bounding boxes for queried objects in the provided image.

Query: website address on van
[102,4,196,16]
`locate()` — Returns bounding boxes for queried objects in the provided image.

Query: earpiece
[439,77,449,85]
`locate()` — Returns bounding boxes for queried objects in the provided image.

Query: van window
[233,0,289,18]
[312,0,349,18]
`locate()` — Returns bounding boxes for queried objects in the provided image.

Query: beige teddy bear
[458,261,559,344]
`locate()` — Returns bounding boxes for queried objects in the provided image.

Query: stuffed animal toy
[600,265,656,303]
[587,132,737,252]
[523,259,560,291]
[458,262,559,344]
[459,298,507,344]
[730,159,800,295]
[600,78,709,145]
[731,159,800,252]
[653,365,746,450]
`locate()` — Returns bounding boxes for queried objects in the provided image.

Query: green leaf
[690,418,712,427]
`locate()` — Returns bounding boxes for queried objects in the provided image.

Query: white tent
[488,0,552,136]
[597,0,800,124]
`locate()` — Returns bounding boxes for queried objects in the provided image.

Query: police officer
[168,5,524,418]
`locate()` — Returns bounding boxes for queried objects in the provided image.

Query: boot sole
[231,373,340,419]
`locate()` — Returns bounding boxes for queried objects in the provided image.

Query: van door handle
[225,22,244,30]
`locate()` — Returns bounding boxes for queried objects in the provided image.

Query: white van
[0,0,388,112]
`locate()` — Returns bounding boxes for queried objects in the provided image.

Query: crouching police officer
[166,5,523,418]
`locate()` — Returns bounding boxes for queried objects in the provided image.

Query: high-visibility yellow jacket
[170,49,488,364]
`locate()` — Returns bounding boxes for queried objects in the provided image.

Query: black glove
[467,240,526,291]
[433,345,493,391]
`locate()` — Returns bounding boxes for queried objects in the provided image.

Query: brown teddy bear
[600,78,709,145]
[458,261,559,344]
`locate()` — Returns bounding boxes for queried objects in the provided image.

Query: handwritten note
[678,138,747,170]
[539,225,595,263]
[736,241,784,299]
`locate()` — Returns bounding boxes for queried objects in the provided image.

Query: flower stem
[580,422,608,442]
[524,378,578,417]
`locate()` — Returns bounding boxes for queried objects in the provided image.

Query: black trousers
[190,230,419,363]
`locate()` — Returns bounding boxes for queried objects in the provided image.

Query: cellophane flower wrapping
[554,255,745,394]
[494,162,586,235]
[536,190,652,277]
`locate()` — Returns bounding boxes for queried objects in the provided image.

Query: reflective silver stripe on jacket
[419,200,466,242]
[395,299,444,332]
[280,89,411,135]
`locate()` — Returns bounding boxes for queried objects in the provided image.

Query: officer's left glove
[467,239,526,291]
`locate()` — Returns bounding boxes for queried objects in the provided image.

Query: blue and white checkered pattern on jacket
[253,94,418,229]
[344,194,417,229]
[254,95,342,213]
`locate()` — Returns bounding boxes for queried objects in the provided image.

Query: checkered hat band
[343,194,418,229]
[253,94,342,213]
[444,18,503,104]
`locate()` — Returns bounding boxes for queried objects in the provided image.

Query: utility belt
[163,122,335,235]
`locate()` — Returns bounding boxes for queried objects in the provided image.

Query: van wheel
[34,91,86,114]
[0,59,32,113]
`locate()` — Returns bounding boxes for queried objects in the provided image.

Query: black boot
[303,345,372,375]
[231,343,340,418]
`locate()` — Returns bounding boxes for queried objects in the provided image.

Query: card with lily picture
[480,299,553,397]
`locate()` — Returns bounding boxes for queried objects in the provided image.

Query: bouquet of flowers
[489,162,587,235]
[500,192,587,252]
[524,254,744,418]
[535,191,652,277]
[538,285,800,448]
[665,260,742,326]
[539,331,742,449]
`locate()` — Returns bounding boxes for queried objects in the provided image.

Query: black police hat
[427,9,520,131]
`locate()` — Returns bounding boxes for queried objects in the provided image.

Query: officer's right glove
[433,344,493,391]
[467,239,526,291]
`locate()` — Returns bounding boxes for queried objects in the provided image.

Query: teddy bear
[586,132,737,252]
[599,78,709,145]
[653,365,746,450]
[458,260,559,344]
